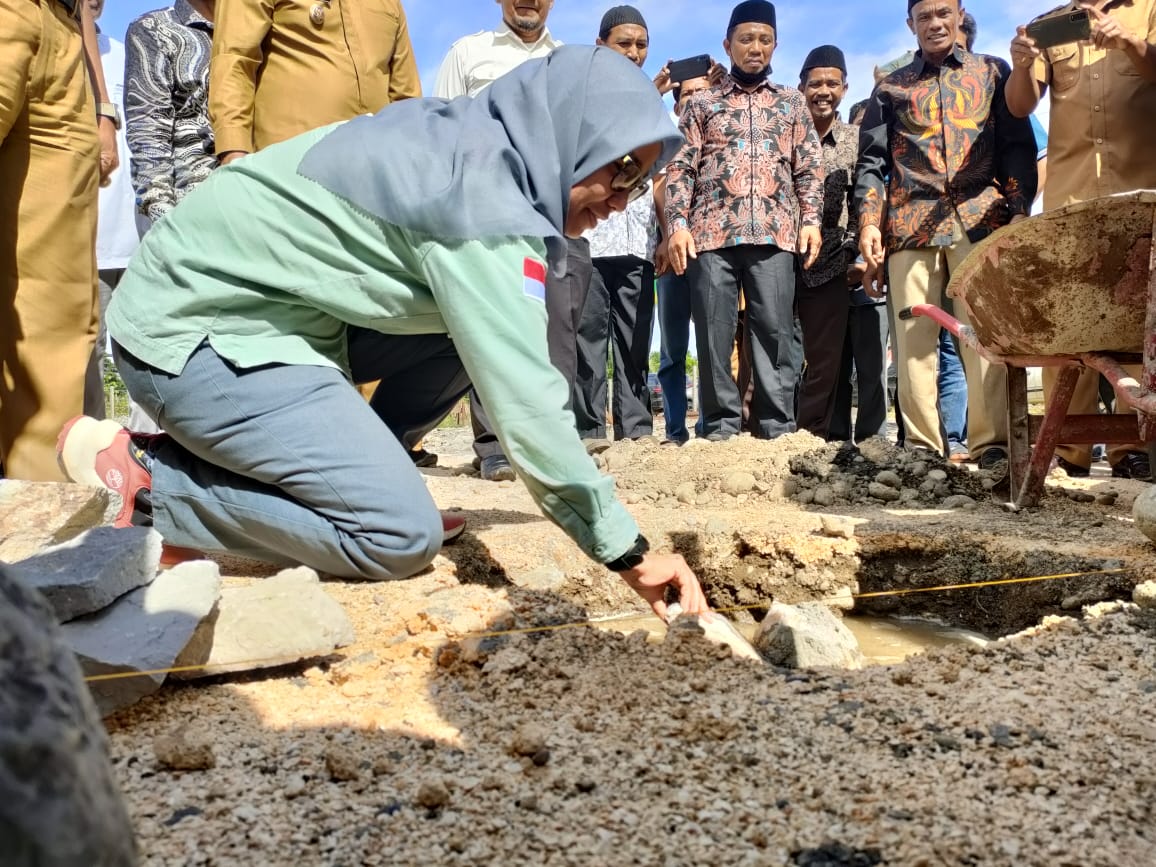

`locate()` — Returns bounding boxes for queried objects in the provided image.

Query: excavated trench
[672,526,1135,643]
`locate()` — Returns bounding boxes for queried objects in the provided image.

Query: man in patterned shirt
[794,45,862,440]
[666,0,823,442]
[124,0,216,224]
[856,0,1037,469]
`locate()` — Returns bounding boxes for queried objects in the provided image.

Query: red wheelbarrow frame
[899,300,1156,508]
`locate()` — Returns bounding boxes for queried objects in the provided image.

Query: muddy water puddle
[592,612,989,666]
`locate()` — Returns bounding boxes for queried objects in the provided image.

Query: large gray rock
[0,481,120,562]
[173,567,354,679]
[14,526,162,622]
[61,560,221,716]
[1133,487,1156,545]
[753,602,865,670]
[0,564,137,866]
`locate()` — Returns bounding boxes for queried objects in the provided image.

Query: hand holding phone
[1025,6,1091,49]
[667,54,712,84]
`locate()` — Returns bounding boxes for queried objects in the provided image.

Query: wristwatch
[604,535,650,572]
[96,102,122,130]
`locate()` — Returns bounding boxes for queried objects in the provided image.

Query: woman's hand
[618,553,711,623]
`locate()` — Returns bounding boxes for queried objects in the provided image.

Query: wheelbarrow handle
[899,303,966,338]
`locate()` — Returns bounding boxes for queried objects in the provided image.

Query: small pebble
[416,780,451,810]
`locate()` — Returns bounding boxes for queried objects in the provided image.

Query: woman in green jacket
[59,46,708,621]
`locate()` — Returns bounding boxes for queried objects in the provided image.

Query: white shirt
[584,183,658,261]
[96,34,143,270]
[434,23,560,99]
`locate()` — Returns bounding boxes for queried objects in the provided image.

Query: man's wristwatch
[604,535,650,572]
[96,102,122,130]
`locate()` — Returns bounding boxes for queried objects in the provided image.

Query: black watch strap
[604,535,650,572]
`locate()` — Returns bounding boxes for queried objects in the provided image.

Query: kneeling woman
[60,47,708,620]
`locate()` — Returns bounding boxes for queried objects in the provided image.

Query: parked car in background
[647,372,663,413]
[647,372,695,414]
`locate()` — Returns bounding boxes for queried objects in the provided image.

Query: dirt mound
[602,433,1001,513]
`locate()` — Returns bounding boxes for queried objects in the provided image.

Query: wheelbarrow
[899,190,1156,508]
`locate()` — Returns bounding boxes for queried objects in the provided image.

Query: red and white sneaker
[441,512,466,544]
[57,416,155,529]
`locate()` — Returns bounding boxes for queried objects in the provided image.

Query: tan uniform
[1034,0,1156,468]
[210,0,421,156]
[211,0,421,405]
[0,0,99,481]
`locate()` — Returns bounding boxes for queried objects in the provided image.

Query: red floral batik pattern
[665,75,823,255]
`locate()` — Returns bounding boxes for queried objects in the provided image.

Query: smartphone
[1026,8,1091,49]
[667,54,711,83]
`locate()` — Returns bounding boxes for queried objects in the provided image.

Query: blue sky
[101,0,1054,115]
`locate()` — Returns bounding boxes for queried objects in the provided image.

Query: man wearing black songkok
[795,45,888,444]
[664,0,824,441]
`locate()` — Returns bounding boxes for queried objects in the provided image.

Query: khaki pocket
[1046,45,1080,93]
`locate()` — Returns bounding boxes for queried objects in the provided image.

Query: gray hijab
[297,45,682,243]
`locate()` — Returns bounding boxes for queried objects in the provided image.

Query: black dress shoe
[1054,455,1089,478]
[410,448,438,468]
[977,447,1008,472]
[1111,451,1153,482]
[480,454,516,481]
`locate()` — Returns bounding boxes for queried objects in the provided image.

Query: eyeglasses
[610,154,651,202]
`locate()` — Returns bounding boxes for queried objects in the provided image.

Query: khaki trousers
[1042,366,1143,469]
[0,0,99,480]
[888,239,1006,457]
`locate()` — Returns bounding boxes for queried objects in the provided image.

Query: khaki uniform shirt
[1033,0,1156,209]
[210,0,420,155]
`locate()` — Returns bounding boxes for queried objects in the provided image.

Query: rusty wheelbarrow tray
[899,190,1156,508]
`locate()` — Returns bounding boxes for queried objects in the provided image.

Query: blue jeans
[656,271,692,442]
[937,328,967,450]
[114,337,463,580]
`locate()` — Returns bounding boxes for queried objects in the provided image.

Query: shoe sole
[442,518,466,543]
[482,467,516,482]
[57,415,126,488]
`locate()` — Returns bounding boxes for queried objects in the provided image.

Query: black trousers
[572,255,655,440]
[689,244,798,439]
[830,302,890,443]
[469,237,593,460]
[796,273,851,439]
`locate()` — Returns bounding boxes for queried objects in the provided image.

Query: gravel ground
[108,606,1156,866]
[101,420,1156,865]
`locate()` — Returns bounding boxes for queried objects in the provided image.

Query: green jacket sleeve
[415,232,640,564]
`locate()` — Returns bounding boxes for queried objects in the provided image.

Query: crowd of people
[3,0,1155,604]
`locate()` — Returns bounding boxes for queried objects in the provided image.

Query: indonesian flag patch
[523,257,547,303]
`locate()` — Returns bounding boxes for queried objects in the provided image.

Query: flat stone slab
[62,561,221,716]
[13,526,162,622]
[0,481,120,562]
[173,567,354,679]
[665,604,764,664]
[753,602,865,670]
[0,564,137,866]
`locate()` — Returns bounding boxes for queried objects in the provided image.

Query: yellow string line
[81,567,1128,683]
